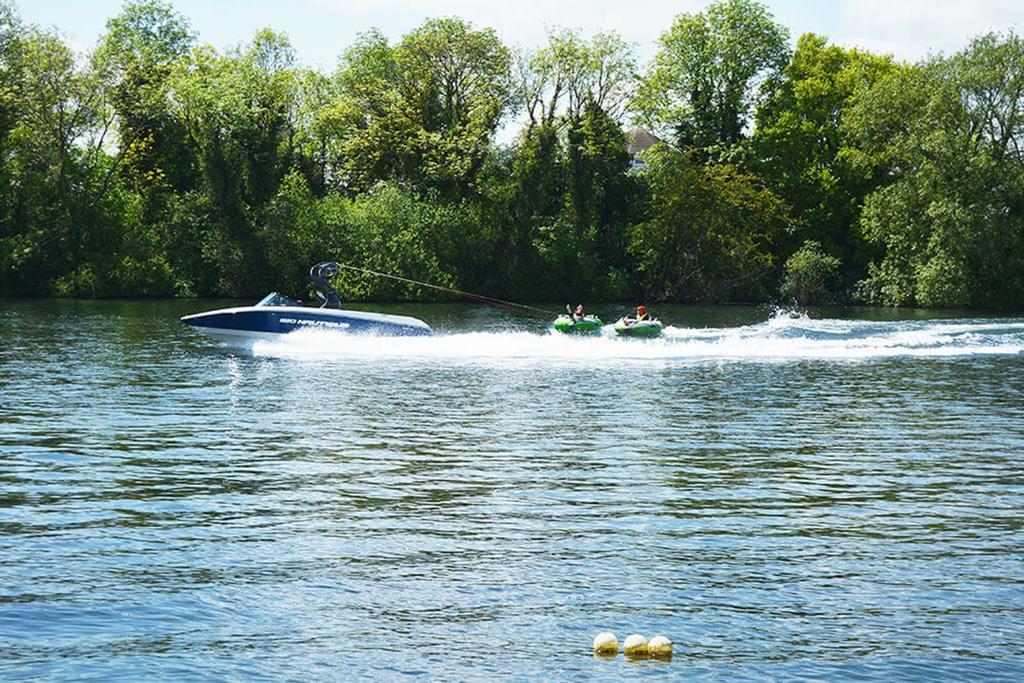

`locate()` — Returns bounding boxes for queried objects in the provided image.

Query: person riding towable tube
[624,304,649,326]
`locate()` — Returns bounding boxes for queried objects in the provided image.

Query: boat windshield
[255,292,301,307]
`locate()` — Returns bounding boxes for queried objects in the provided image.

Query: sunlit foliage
[0,0,1022,309]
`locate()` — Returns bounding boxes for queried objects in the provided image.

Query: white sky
[21,0,1024,68]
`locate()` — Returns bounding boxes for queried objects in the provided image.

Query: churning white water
[251,310,1024,362]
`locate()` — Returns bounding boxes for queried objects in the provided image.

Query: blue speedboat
[181,262,432,344]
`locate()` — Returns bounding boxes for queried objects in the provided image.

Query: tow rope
[336,264,555,318]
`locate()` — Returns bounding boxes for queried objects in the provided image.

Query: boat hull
[181,305,432,344]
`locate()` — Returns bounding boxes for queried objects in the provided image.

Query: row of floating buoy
[593,632,672,658]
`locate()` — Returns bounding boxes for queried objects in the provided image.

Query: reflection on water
[1,300,1023,679]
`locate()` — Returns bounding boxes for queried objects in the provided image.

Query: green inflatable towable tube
[552,314,604,335]
[613,317,664,338]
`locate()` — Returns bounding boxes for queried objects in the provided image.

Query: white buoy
[622,634,648,657]
[648,635,673,658]
[593,631,618,655]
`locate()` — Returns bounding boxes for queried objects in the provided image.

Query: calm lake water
[2,299,1023,680]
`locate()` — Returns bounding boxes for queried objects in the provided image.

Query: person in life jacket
[566,303,585,320]
[624,304,648,326]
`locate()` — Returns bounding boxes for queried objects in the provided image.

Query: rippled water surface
[2,300,1023,680]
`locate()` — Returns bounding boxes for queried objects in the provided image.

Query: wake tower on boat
[309,261,342,309]
[180,261,432,344]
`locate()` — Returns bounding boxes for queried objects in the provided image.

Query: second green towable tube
[613,317,664,338]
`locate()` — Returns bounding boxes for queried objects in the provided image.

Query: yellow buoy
[622,634,649,657]
[648,635,673,658]
[593,631,618,655]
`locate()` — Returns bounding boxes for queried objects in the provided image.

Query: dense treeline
[1,0,1022,308]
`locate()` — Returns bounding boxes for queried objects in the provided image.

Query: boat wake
[249,311,1024,362]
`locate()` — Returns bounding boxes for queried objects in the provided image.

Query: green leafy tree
[562,101,633,261]
[635,0,789,150]
[97,1,196,190]
[780,240,841,305]
[0,0,24,293]
[2,27,128,295]
[169,29,298,295]
[290,68,338,196]
[324,19,513,197]
[630,146,789,302]
[395,18,512,196]
[497,122,563,289]
[518,28,636,131]
[87,1,197,296]
[501,29,638,298]
[752,33,895,275]
[0,0,22,157]
[846,32,1024,308]
[319,30,413,193]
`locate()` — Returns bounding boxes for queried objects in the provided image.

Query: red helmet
[637,305,646,315]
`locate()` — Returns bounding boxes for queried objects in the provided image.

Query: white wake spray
[249,310,1024,362]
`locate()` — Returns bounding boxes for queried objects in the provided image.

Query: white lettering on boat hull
[279,318,351,329]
